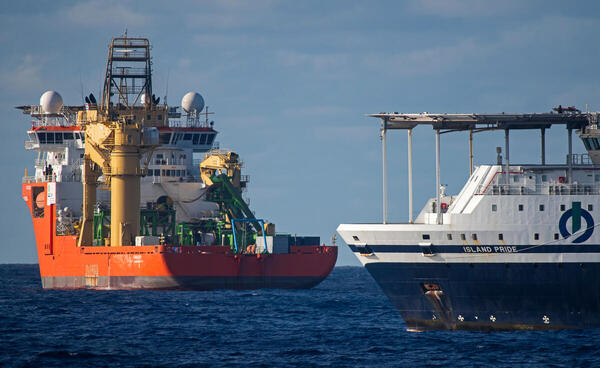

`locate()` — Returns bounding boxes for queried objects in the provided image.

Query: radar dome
[40,91,63,114]
[140,93,148,106]
[181,92,204,113]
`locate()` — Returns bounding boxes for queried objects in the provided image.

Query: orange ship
[19,36,337,290]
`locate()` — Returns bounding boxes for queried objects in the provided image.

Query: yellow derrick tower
[77,36,161,247]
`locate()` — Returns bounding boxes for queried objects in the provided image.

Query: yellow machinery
[200,151,243,189]
[199,150,275,235]
[77,37,160,247]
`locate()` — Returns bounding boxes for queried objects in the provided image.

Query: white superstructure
[20,92,229,223]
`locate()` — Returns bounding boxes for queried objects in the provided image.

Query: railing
[568,153,594,165]
[27,106,79,126]
[168,119,212,129]
[476,183,600,195]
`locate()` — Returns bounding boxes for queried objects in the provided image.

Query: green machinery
[90,173,264,251]
[205,173,263,251]
[92,201,176,246]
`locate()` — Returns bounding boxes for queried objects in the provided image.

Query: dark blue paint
[365,262,600,330]
[349,243,600,253]
[559,202,595,243]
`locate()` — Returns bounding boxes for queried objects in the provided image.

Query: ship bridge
[370,110,600,225]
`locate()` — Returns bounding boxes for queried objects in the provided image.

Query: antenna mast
[100,36,153,115]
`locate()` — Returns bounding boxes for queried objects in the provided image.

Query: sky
[2,0,600,265]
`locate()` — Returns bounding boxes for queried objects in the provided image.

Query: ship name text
[462,246,518,253]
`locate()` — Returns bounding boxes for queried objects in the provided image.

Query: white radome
[40,91,63,114]
[181,92,204,113]
[140,93,148,105]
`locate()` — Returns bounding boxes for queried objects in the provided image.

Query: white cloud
[283,105,347,117]
[312,125,374,142]
[66,1,148,27]
[405,0,526,17]
[276,50,350,78]
[363,39,480,76]
[0,55,43,93]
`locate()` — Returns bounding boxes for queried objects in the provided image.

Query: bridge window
[583,138,592,150]
[54,133,63,144]
[159,133,171,144]
[589,204,594,211]
[539,204,544,211]
[422,234,430,240]
[498,233,503,240]
[352,236,359,241]
[38,132,47,143]
[460,234,466,240]
[192,134,200,144]
[471,234,478,241]
[534,233,540,240]
[63,132,74,140]
[447,234,452,240]
[513,176,519,183]
[199,134,207,145]
[592,138,600,150]
[183,133,192,140]
[491,204,497,212]
[541,175,547,182]
[207,134,216,145]
[518,204,523,211]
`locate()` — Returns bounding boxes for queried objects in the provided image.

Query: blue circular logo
[559,202,594,243]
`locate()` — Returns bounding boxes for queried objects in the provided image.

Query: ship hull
[351,246,600,331]
[41,275,326,290]
[35,245,337,291]
[23,182,337,291]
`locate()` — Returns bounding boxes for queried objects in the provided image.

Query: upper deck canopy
[368,111,600,131]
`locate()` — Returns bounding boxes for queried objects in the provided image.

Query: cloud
[282,105,347,117]
[0,55,43,93]
[276,50,350,78]
[183,0,278,30]
[405,0,527,17]
[66,1,149,27]
[312,125,375,142]
[363,39,479,76]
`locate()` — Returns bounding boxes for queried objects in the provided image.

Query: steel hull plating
[24,182,337,290]
[361,255,600,331]
[41,275,326,290]
[34,244,337,291]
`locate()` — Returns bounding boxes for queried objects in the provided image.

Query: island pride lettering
[462,246,518,253]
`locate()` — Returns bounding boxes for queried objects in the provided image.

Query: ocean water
[1,265,599,368]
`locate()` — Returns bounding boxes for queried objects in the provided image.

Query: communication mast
[101,36,153,114]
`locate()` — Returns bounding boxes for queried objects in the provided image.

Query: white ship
[337,109,600,331]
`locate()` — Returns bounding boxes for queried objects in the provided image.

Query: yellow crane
[77,37,159,247]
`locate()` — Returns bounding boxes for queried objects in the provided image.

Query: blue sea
[1,265,599,367]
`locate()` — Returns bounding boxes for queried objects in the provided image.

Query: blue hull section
[364,261,600,331]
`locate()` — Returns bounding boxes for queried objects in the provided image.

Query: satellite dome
[181,92,204,113]
[140,93,148,106]
[40,91,63,114]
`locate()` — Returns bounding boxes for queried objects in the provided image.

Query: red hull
[23,182,337,290]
